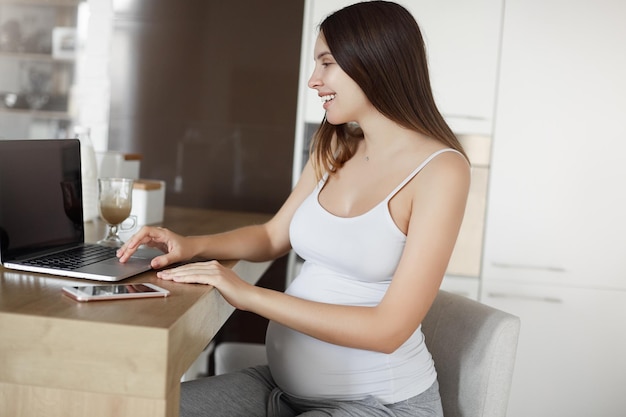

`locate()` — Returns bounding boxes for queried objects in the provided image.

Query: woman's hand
[157,260,256,311]
[116,226,191,269]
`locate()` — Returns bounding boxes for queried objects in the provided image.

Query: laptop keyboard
[22,245,118,271]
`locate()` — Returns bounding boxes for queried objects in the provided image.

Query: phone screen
[63,283,169,301]
[77,284,159,296]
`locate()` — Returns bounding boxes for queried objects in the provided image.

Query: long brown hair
[310,1,467,179]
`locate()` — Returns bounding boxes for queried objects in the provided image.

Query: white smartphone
[62,283,170,302]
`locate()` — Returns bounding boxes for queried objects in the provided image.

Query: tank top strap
[315,172,330,196]
[384,148,462,202]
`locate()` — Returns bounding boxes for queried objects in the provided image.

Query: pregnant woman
[118,2,470,416]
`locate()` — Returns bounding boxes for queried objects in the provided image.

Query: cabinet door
[294,0,502,171]
[481,282,626,417]
[404,0,503,134]
[440,275,480,299]
[297,0,503,131]
[482,0,626,289]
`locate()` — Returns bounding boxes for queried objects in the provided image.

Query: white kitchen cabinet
[482,0,626,290]
[481,0,626,415]
[296,0,503,133]
[404,0,503,134]
[481,282,626,417]
[294,0,503,174]
[439,275,480,299]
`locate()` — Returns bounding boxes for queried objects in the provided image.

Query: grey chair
[421,290,520,417]
[214,290,520,417]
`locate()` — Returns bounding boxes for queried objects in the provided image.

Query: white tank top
[266,149,458,403]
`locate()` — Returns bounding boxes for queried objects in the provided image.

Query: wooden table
[0,207,273,417]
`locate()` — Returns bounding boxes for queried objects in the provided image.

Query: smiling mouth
[320,94,336,104]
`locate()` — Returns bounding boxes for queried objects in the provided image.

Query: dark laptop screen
[0,139,84,261]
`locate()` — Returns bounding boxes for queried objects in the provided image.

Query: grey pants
[180,365,443,417]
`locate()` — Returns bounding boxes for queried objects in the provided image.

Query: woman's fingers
[157,260,221,282]
[117,226,181,267]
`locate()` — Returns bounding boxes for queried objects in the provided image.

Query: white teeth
[321,94,336,103]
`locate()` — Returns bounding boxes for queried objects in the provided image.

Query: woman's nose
[308,70,321,89]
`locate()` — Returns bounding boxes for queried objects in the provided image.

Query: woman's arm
[117,160,319,267]
[158,151,470,354]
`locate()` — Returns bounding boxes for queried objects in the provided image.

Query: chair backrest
[421,290,520,417]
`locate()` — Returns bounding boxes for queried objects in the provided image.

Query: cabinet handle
[486,292,563,304]
[491,262,566,272]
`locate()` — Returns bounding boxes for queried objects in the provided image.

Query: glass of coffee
[97,178,135,247]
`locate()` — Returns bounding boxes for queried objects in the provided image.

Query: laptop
[0,139,158,281]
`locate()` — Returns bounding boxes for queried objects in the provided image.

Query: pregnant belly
[265,263,432,402]
[266,320,393,401]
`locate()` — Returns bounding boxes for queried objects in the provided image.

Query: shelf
[0,0,82,7]
[0,106,71,120]
[0,51,74,62]
[0,0,80,138]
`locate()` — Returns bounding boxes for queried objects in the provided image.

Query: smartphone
[62,283,170,302]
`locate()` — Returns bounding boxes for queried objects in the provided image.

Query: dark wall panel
[108,0,304,213]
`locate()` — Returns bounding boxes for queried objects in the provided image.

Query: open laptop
[0,139,158,281]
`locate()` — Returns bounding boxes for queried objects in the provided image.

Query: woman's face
[308,34,373,125]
